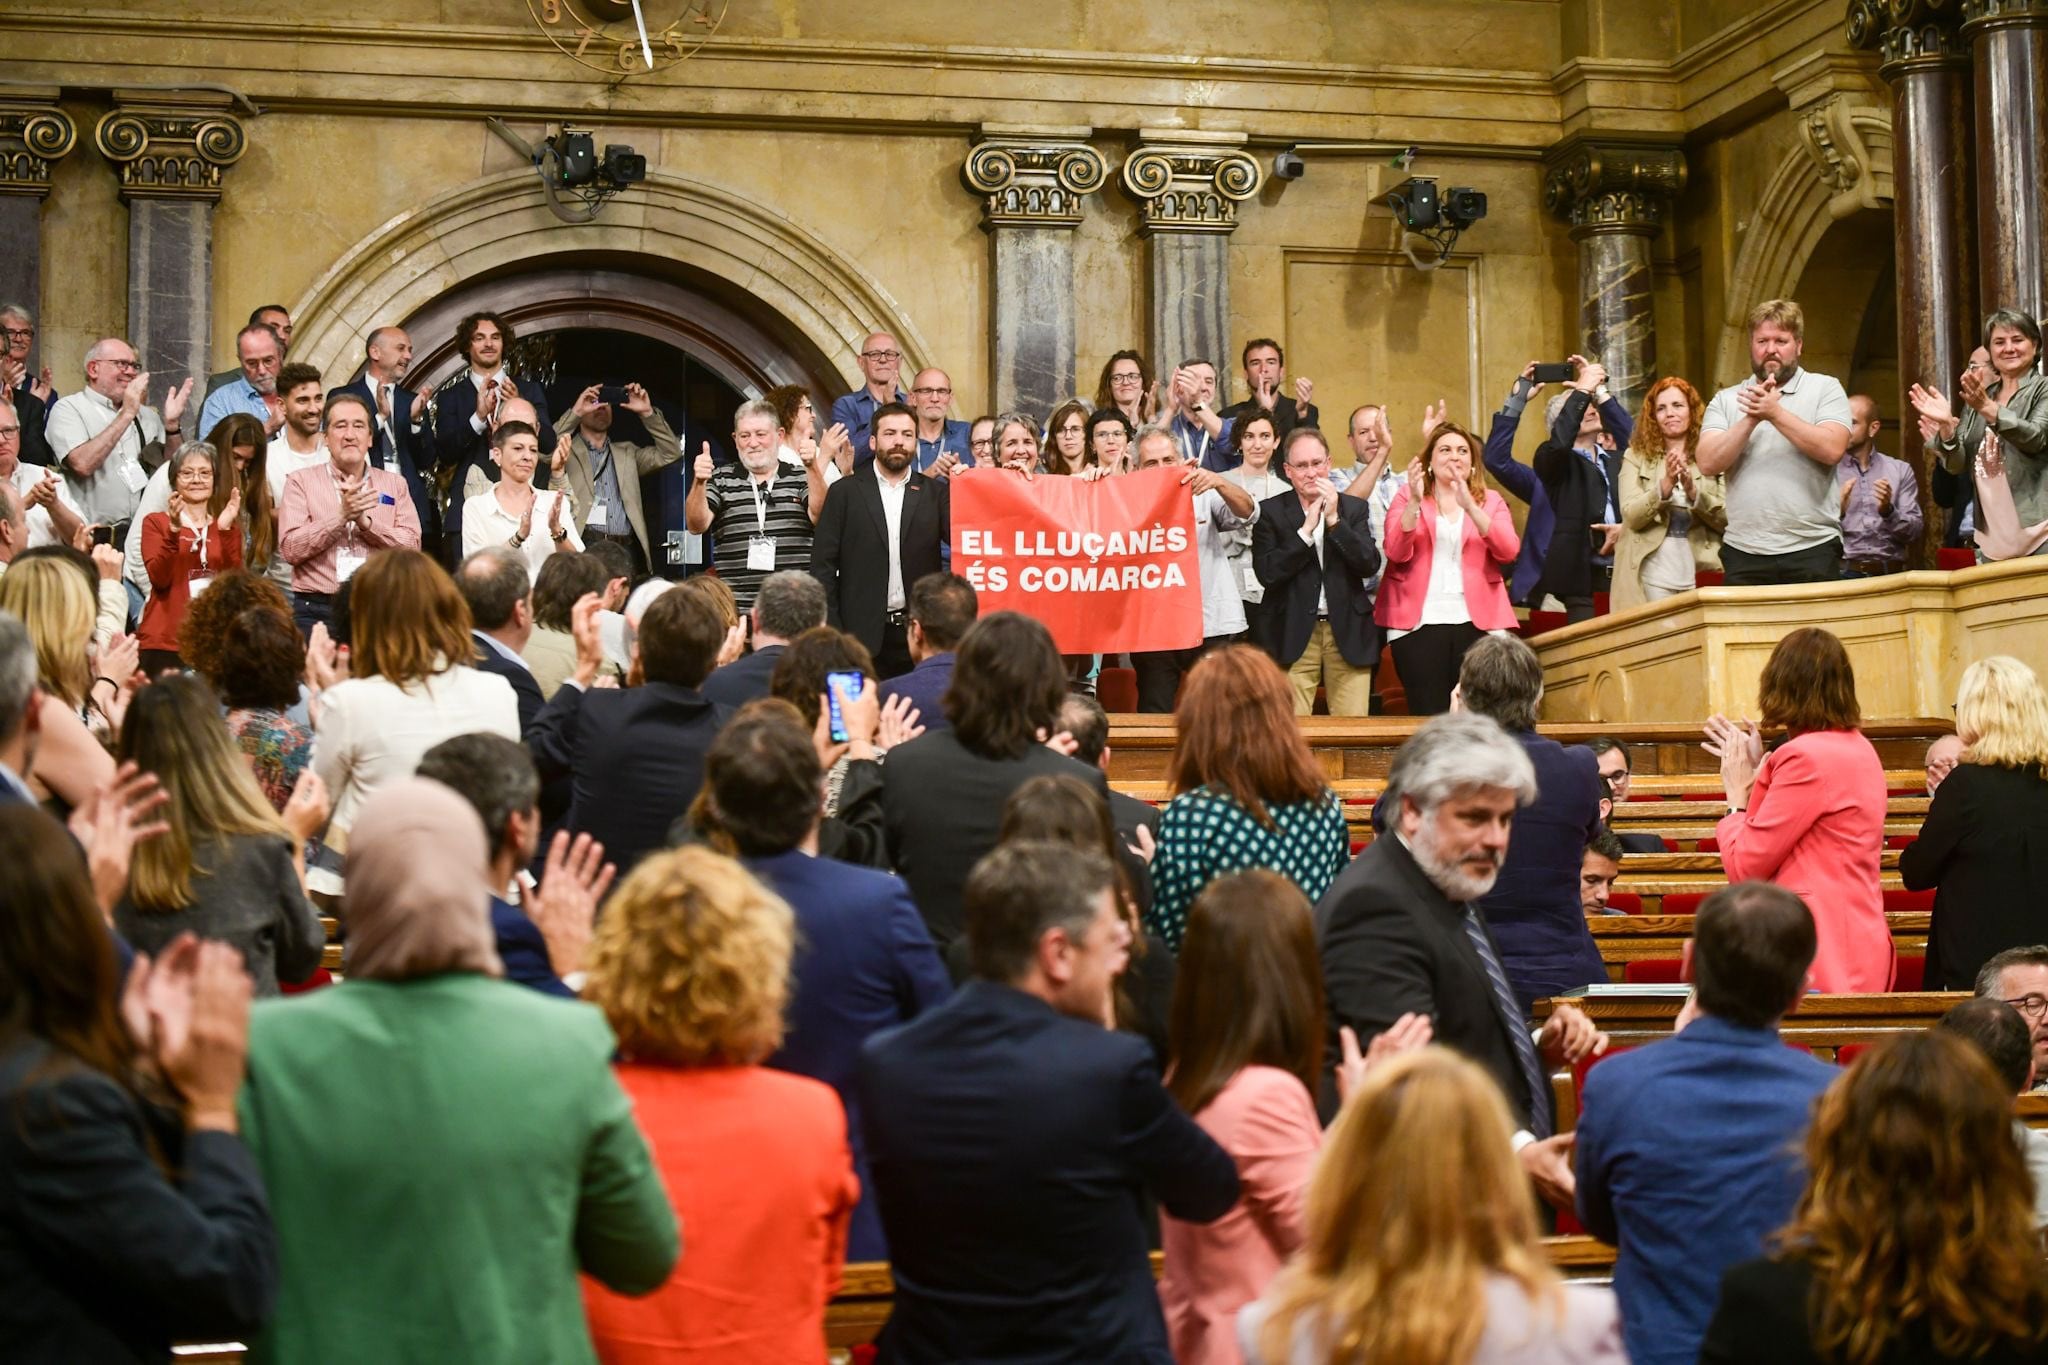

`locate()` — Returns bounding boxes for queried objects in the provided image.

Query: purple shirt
[1836,447,1922,564]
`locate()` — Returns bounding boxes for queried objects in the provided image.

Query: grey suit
[551,405,684,566]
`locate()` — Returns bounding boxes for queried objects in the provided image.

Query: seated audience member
[1000,773,1171,1060]
[686,701,948,1261]
[1160,869,1432,1365]
[1533,358,1633,622]
[1318,713,1606,1203]
[0,554,116,808]
[579,844,858,1363]
[880,611,1111,966]
[1575,882,1837,1365]
[416,732,614,999]
[1903,656,2048,989]
[1375,420,1520,715]
[1700,1029,2048,1364]
[1978,946,2048,1096]
[457,546,542,731]
[1148,646,1348,952]
[860,841,1240,1362]
[1706,626,1891,991]
[1834,393,1923,577]
[1938,996,2048,1228]
[878,570,977,731]
[702,568,827,706]
[137,441,244,673]
[238,779,677,1362]
[530,580,729,877]
[1925,731,1964,794]
[1056,689,1160,848]
[1588,737,1665,853]
[462,420,581,572]
[1128,425,1254,712]
[113,677,326,996]
[1580,828,1625,915]
[522,550,611,699]
[1241,1048,1624,1365]
[1453,634,1608,1007]
[770,626,925,822]
[178,575,313,812]
[1249,426,1380,717]
[0,807,278,1358]
[1614,377,1726,609]
[307,549,519,892]
[277,391,420,638]
[685,398,824,612]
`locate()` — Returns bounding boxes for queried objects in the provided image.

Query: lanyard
[749,470,775,535]
[588,440,612,487]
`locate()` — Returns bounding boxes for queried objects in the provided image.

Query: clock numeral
[573,24,597,56]
[660,22,685,59]
[540,0,561,20]
[616,39,641,72]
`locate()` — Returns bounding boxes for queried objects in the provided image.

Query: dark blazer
[1617,829,1666,855]
[489,895,574,999]
[527,679,729,878]
[1701,1254,2048,1365]
[1316,833,1541,1129]
[11,381,54,467]
[1533,389,1627,601]
[1902,762,2048,989]
[1109,787,1161,851]
[433,373,556,554]
[810,464,949,660]
[0,1035,277,1361]
[880,729,1113,962]
[699,642,785,708]
[1251,486,1381,671]
[1482,730,1608,1009]
[749,848,952,1263]
[336,376,440,539]
[877,651,953,730]
[857,980,1239,1365]
[472,633,543,733]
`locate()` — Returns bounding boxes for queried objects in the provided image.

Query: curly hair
[215,607,307,712]
[177,569,294,689]
[769,627,875,729]
[584,845,795,1067]
[1626,376,1704,463]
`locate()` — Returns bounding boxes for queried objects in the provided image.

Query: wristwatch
[509,533,525,548]
[550,528,568,543]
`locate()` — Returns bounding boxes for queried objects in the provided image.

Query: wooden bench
[1587,912,1929,980]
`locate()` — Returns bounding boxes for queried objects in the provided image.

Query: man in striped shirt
[685,397,826,611]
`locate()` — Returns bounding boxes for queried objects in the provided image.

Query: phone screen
[1532,362,1575,384]
[825,670,864,743]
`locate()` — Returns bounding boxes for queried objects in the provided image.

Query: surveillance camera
[552,130,597,187]
[1442,187,1489,231]
[602,144,647,186]
[1272,150,1306,182]
[1385,176,1440,231]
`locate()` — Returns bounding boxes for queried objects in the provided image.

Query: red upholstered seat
[1882,888,1935,914]
[1661,893,1706,916]
[1606,892,1642,915]
[1524,610,1568,637]
[1554,1044,1639,1235]
[1695,836,1720,853]
[1695,571,1724,588]
[1096,667,1137,714]
[280,968,333,995]
[1937,547,1976,572]
[1836,1042,1872,1066]
[1893,955,1925,991]
[1592,592,1610,616]
[1885,833,1918,850]
[1661,837,1682,853]
[1623,957,1685,983]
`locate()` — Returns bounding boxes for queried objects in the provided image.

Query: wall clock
[526,0,728,75]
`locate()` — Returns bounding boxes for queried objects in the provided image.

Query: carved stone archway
[289,168,936,402]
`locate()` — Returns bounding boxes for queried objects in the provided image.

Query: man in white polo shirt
[1696,298,1854,585]
[46,337,192,530]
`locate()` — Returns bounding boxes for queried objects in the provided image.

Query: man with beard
[1316,711,1607,1210]
[277,391,422,636]
[811,402,948,677]
[202,304,292,401]
[334,326,440,547]
[553,379,682,578]
[197,322,287,439]
[685,398,826,612]
[434,311,556,564]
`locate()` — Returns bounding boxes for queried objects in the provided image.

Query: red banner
[950,466,1203,654]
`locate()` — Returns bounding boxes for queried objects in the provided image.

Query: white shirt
[1194,486,1250,637]
[1221,466,1287,603]
[6,460,82,549]
[1295,504,1330,616]
[364,372,412,452]
[779,442,842,487]
[267,432,329,500]
[120,463,174,593]
[877,465,911,611]
[463,485,584,577]
[1701,366,1854,556]
[468,368,507,435]
[47,388,166,524]
[1418,508,1472,625]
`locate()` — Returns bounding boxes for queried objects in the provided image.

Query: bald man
[906,368,973,474]
[1835,393,1922,578]
[829,330,909,465]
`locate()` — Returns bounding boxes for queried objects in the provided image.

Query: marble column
[1119,131,1262,402]
[1963,0,2048,316]
[962,128,1108,418]
[1542,140,1687,416]
[0,94,78,321]
[93,92,246,385]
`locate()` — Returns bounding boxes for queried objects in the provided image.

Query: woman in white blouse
[461,419,582,574]
[1613,377,1725,610]
[309,549,519,892]
[1222,409,1290,657]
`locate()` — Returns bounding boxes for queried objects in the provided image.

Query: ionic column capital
[0,95,78,199]
[962,126,1108,231]
[94,91,246,203]
[1542,138,1688,240]
[1118,130,1262,238]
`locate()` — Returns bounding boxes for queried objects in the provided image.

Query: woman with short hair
[1706,626,1891,991]
[992,412,1042,476]
[1086,407,1135,476]
[1222,409,1288,656]
[1912,308,2048,556]
[138,441,245,675]
[1613,376,1726,609]
[1148,647,1348,952]
[1904,655,2048,989]
[1700,1029,2048,1364]
[580,844,858,1364]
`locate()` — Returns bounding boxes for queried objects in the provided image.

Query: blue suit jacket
[699,642,784,709]
[433,374,556,554]
[1480,730,1607,1009]
[858,980,1239,1364]
[488,895,574,998]
[335,377,441,539]
[1484,388,1634,605]
[877,651,952,731]
[1576,1016,1836,1365]
[471,634,543,734]
[828,386,907,465]
[748,848,951,1262]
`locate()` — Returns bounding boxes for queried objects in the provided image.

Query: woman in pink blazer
[1375,419,1522,713]
[1705,627,1893,992]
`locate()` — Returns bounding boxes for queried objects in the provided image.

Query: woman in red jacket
[1374,420,1521,713]
[138,441,243,675]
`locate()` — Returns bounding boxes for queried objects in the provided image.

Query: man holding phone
[554,380,682,579]
[1533,356,1633,623]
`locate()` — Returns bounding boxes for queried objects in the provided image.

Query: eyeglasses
[860,349,902,362]
[1110,371,1143,384]
[2005,994,2048,1020]
[0,328,32,342]
[95,357,140,371]
[0,425,20,437]
[970,437,994,451]
[911,386,951,397]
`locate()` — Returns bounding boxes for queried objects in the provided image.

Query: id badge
[120,458,147,493]
[585,498,607,527]
[746,536,776,572]
[336,549,367,583]
[188,575,213,598]
[1241,559,1260,595]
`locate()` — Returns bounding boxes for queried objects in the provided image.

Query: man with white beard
[685,397,826,612]
[196,321,288,439]
[1316,712,1608,1210]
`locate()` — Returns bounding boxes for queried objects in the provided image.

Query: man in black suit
[700,569,824,707]
[810,401,947,679]
[1057,692,1159,849]
[1589,737,1667,854]
[527,577,729,878]
[433,311,555,564]
[1533,359,1631,623]
[859,841,1238,1364]
[1317,712,1608,1209]
[456,547,542,732]
[1,303,55,468]
[1252,426,1381,716]
[333,326,440,550]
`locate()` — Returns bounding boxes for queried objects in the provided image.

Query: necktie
[376,384,394,468]
[1461,906,1552,1138]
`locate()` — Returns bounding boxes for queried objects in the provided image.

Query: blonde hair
[1746,297,1806,342]
[0,557,93,707]
[584,845,794,1067]
[1956,656,2048,778]
[1256,1048,1561,1365]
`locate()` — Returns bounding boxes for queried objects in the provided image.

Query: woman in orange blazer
[1705,627,1893,993]
[1374,419,1522,713]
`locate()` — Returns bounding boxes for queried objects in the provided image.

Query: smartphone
[89,524,113,547]
[1589,527,1607,550]
[1532,362,1577,384]
[825,669,864,743]
[597,383,631,406]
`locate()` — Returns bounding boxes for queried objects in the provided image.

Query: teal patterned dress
[1147,786,1352,951]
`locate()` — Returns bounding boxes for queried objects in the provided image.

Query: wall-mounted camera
[486,118,646,223]
[1382,175,1488,270]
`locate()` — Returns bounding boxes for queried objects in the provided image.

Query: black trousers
[1389,622,1485,716]
[1133,635,1238,713]
[875,617,913,680]
[1244,596,1283,661]
[1562,565,1614,624]
[292,591,335,642]
[1720,539,1842,587]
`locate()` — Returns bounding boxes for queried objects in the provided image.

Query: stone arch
[290,167,934,399]
[1712,97,1895,388]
